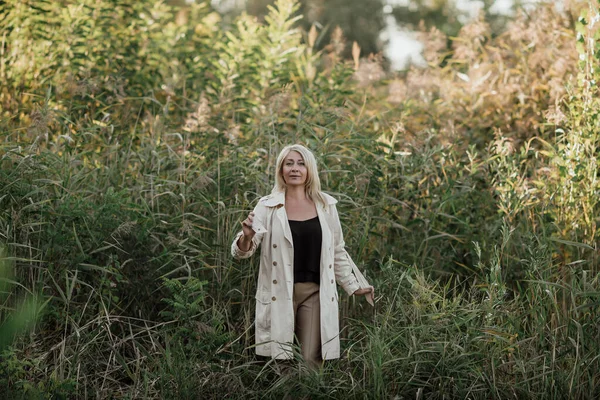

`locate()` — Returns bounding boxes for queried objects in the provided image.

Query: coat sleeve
[330,203,364,296]
[231,201,267,260]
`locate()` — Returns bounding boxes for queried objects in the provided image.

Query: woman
[231,144,374,366]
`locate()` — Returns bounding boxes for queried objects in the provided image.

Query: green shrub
[0,0,599,397]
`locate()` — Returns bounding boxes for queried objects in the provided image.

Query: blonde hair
[272,144,327,208]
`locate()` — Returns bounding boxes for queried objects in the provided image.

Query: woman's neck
[285,186,308,202]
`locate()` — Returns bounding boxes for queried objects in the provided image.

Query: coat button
[272,296,276,301]
[273,261,277,266]
[273,279,278,284]
[331,279,334,284]
[331,297,334,302]
[329,264,332,269]
[273,244,278,248]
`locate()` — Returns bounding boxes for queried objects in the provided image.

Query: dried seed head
[353,54,386,88]
[419,26,447,65]
[544,106,567,125]
[330,26,345,57]
[184,95,212,133]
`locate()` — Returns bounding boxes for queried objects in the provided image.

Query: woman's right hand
[237,212,255,251]
[241,212,256,238]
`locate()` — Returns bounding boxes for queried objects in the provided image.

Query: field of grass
[1,0,599,398]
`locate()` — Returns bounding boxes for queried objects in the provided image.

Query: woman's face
[282,150,308,187]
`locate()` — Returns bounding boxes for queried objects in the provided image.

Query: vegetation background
[0,0,599,398]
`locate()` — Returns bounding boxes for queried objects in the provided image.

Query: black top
[288,216,322,284]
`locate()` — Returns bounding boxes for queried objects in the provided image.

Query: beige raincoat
[231,191,371,360]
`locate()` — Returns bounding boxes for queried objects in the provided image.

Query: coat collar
[262,191,338,208]
[262,191,338,249]
[263,191,286,207]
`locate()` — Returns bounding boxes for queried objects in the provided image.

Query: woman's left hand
[353,286,375,306]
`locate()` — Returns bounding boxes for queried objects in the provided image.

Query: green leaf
[549,237,595,250]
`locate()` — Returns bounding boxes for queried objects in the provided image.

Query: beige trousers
[293,282,322,366]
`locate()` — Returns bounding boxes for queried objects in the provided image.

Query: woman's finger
[241,212,254,226]
[354,286,373,295]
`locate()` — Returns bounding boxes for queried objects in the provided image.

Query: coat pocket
[254,290,272,331]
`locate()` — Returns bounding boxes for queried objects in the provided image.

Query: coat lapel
[265,191,294,247]
[276,206,294,247]
[316,204,331,273]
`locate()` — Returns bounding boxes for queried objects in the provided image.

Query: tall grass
[0,0,599,398]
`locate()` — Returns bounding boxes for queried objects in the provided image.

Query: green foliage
[0,247,40,352]
[0,348,77,400]
[159,277,231,356]
[0,0,599,397]
[160,278,208,322]
[0,247,72,398]
[247,0,385,57]
[548,0,600,248]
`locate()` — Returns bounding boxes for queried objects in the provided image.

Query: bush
[0,0,599,397]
